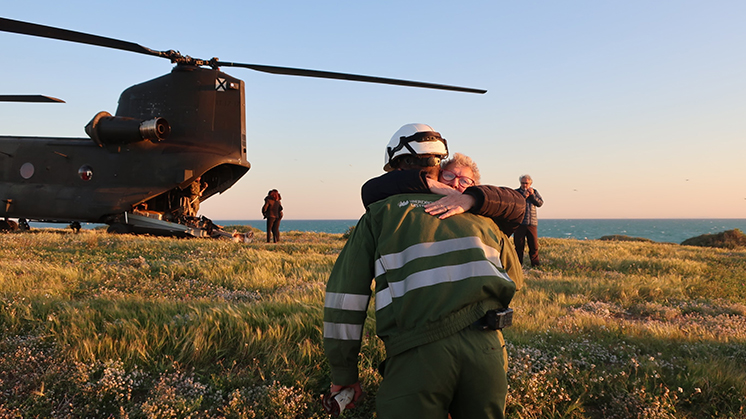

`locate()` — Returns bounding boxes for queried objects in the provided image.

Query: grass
[0,229,744,418]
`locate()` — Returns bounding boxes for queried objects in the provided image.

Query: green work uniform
[324,193,522,418]
[377,328,508,418]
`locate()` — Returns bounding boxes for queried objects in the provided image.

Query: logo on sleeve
[397,199,433,208]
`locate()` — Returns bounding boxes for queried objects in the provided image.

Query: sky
[2,1,745,220]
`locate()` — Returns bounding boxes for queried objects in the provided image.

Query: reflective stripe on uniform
[323,321,364,340]
[375,260,513,311]
[376,288,393,311]
[325,292,370,311]
[375,236,503,277]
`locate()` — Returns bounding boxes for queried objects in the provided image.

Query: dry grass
[0,230,744,418]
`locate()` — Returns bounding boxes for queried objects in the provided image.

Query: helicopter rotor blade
[0,95,65,103]
[1,17,486,94]
[0,17,167,58]
[216,61,487,94]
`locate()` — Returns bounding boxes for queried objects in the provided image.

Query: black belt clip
[475,308,513,330]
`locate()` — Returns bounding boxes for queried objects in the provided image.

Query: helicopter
[0,17,486,237]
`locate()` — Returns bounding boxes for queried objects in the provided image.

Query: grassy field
[0,228,744,418]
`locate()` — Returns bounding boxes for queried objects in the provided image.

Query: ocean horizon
[219,218,746,244]
[26,218,745,245]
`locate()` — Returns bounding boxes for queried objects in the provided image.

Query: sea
[27,219,746,244]
[219,219,746,244]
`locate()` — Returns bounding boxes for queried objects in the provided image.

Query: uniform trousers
[376,327,508,419]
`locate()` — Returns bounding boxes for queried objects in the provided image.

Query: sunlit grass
[0,231,744,418]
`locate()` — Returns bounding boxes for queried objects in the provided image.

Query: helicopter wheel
[107,223,132,234]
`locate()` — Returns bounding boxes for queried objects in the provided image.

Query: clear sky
[2,1,745,220]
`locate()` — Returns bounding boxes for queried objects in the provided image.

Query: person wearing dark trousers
[514,174,544,267]
[261,189,283,243]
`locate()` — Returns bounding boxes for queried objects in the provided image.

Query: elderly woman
[437,152,480,192]
[362,152,525,237]
[424,152,482,217]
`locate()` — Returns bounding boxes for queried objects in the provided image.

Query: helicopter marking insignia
[216,78,228,91]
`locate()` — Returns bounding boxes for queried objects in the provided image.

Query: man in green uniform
[323,123,522,419]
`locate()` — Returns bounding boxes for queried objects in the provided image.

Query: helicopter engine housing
[85,111,170,147]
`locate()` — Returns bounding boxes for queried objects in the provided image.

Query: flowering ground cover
[0,230,744,418]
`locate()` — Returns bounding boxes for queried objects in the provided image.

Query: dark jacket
[262,197,283,219]
[361,170,526,236]
[516,188,543,226]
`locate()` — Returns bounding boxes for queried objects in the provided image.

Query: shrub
[681,229,746,249]
[599,235,654,243]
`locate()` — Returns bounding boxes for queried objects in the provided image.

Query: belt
[472,308,513,330]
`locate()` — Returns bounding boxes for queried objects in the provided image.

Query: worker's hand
[330,381,364,409]
[426,178,460,196]
[425,194,476,219]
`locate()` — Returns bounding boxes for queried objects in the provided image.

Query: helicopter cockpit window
[78,165,94,181]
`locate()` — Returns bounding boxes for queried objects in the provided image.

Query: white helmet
[384,123,449,171]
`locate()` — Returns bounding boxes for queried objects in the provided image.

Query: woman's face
[439,163,475,193]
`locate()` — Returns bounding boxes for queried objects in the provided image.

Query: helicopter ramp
[120,212,210,238]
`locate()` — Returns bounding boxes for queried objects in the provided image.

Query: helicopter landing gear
[69,221,82,233]
[0,217,20,231]
[0,219,12,232]
[107,223,132,234]
[18,218,30,231]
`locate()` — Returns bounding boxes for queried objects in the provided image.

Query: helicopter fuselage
[0,65,251,224]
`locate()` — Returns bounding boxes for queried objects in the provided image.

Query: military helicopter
[0,17,485,237]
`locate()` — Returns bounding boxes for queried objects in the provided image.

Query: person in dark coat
[262,189,283,243]
[514,174,544,267]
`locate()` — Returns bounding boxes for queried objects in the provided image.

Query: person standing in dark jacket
[514,174,544,267]
[261,189,283,243]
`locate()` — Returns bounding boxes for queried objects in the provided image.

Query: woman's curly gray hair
[441,152,481,185]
